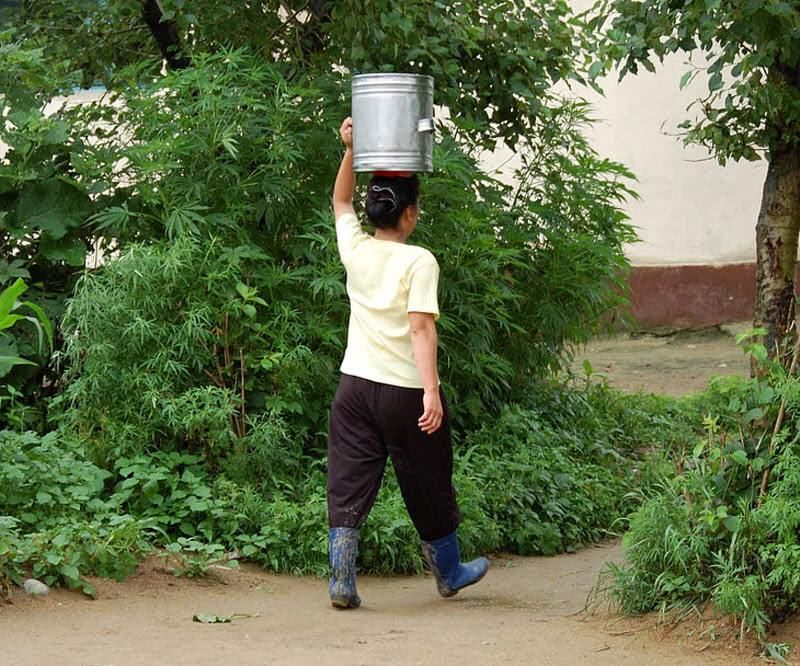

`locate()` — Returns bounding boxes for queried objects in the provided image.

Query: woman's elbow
[409,313,437,336]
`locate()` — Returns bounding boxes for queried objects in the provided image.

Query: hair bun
[365,175,420,230]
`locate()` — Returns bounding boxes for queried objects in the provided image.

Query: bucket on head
[351,73,434,173]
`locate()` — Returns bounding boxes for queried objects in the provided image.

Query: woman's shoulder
[400,245,439,278]
[406,244,438,265]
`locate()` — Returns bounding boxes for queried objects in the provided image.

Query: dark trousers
[327,374,460,542]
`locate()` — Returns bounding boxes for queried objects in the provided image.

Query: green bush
[469,426,625,555]
[0,279,53,430]
[58,50,635,461]
[0,13,646,600]
[0,33,99,431]
[0,430,152,594]
[0,429,227,595]
[0,516,23,597]
[1,380,682,595]
[604,335,800,643]
[0,430,110,529]
[215,385,678,573]
[205,384,678,574]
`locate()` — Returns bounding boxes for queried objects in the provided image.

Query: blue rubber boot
[329,527,361,609]
[422,531,489,598]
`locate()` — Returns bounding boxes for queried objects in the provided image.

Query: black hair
[365,175,420,229]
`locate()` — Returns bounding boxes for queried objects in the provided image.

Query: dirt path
[1,543,762,666]
[572,324,750,395]
[2,325,783,666]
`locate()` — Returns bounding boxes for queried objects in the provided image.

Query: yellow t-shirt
[336,212,440,389]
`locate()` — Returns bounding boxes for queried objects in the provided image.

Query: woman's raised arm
[333,117,356,219]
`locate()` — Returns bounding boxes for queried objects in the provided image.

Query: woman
[327,117,488,609]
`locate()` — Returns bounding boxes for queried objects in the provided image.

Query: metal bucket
[351,73,434,173]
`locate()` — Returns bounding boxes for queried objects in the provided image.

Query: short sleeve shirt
[335,212,439,389]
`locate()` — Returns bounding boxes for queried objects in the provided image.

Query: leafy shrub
[201,384,678,575]
[0,32,91,292]
[0,516,23,598]
[1,17,645,597]
[161,538,238,578]
[0,33,99,430]
[463,404,639,555]
[604,334,800,642]
[0,429,221,595]
[0,430,151,594]
[23,514,151,596]
[1,379,682,594]
[58,50,636,463]
[57,237,319,467]
[0,430,109,529]
[108,451,224,539]
[0,279,53,429]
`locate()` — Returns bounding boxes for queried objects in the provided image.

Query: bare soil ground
[3,324,790,666]
[1,544,769,666]
[571,324,751,396]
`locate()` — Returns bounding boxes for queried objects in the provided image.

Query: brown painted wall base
[629,263,756,329]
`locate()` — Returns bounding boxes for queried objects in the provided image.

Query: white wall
[584,57,765,267]
[484,7,767,268]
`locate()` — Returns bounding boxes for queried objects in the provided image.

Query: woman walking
[327,117,489,609]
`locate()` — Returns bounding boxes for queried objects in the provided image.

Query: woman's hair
[365,175,419,229]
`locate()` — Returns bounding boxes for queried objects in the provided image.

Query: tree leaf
[722,516,741,533]
[731,449,749,465]
[15,178,91,240]
[192,612,256,623]
[743,407,764,423]
[60,564,80,581]
[0,313,25,332]
[40,236,87,267]
[0,277,27,318]
[0,259,30,286]
[19,300,53,349]
[588,60,604,80]
[0,354,37,378]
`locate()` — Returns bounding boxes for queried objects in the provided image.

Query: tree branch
[299,0,332,56]
[141,0,190,70]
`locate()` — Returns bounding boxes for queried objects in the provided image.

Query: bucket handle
[418,118,434,133]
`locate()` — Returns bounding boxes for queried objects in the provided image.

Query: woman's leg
[327,375,387,608]
[327,375,388,529]
[375,384,459,541]
[376,384,488,596]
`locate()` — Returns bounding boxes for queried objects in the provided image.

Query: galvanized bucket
[351,73,434,173]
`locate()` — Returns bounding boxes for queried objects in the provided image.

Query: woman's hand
[340,117,353,149]
[332,117,355,217]
[418,389,444,434]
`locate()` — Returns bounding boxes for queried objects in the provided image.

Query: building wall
[484,4,769,328]
[585,54,767,328]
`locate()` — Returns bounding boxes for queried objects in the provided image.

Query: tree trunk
[754,143,800,364]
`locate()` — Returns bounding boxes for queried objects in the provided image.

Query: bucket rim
[352,72,434,84]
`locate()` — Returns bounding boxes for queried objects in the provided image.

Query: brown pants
[327,374,460,541]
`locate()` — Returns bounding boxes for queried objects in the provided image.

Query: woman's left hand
[418,389,443,434]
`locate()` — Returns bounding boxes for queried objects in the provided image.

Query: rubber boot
[329,527,361,609]
[422,531,489,598]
